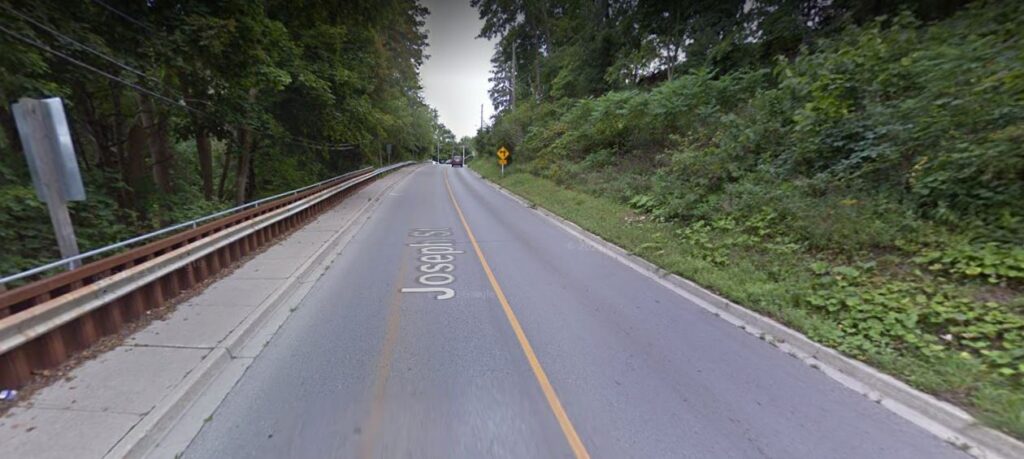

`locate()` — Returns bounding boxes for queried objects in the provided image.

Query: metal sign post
[497,146,510,177]
[12,97,85,270]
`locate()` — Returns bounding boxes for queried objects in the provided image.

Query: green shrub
[476,0,1024,438]
[915,241,1024,284]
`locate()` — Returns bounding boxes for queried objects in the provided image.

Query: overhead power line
[71,1,358,151]
[0,3,162,86]
[0,9,357,151]
[0,22,193,111]
[89,0,155,32]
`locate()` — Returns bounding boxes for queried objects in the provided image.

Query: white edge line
[107,165,421,459]
[467,168,1023,459]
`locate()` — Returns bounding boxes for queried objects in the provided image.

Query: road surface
[184,164,967,458]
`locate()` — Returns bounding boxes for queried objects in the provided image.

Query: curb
[107,165,420,459]
[469,168,1024,459]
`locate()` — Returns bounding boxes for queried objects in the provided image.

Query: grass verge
[471,159,1024,439]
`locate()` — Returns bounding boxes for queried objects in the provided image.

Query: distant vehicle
[451,155,463,167]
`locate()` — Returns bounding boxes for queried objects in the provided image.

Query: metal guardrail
[0,162,412,388]
[0,167,376,287]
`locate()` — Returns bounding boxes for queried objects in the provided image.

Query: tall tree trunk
[111,85,133,209]
[0,88,21,160]
[534,59,542,101]
[217,150,231,201]
[139,96,174,193]
[234,125,253,205]
[125,122,148,215]
[233,89,258,204]
[195,125,214,200]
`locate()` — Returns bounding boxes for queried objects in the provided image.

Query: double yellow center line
[444,169,590,459]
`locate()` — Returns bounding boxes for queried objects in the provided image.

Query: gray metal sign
[13,97,85,202]
[12,97,84,269]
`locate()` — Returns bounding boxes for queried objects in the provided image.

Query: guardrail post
[194,258,209,283]
[126,289,146,320]
[0,165,403,389]
[147,281,165,310]
[71,313,100,349]
[177,263,194,292]
[226,242,237,263]
[214,248,227,273]
[0,349,31,387]
[30,330,68,369]
[162,270,180,299]
[99,301,124,335]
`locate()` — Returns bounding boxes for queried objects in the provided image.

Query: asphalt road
[184,164,968,458]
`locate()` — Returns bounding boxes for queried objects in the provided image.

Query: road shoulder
[466,166,1024,459]
[0,166,419,459]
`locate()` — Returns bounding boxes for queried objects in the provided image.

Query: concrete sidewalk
[0,166,417,459]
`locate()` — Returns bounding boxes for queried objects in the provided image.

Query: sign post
[12,97,86,270]
[497,146,509,177]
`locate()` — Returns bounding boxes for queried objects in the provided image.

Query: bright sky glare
[420,0,496,139]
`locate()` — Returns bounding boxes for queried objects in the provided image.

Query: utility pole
[511,43,517,110]
[480,104,484,131]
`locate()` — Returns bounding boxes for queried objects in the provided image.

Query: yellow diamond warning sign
[497,147,509,160]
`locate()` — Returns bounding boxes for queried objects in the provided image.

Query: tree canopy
[0,0,448,275]
[471,0,1024,437]
[474,0,971,110]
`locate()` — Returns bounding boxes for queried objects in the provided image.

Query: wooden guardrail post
[0,349,31,387]
[0,165,407,389]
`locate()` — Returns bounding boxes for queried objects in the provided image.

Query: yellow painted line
[361,247,408,459]
[444,169,591,459]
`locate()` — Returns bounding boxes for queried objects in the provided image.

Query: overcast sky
[420,0,496,139]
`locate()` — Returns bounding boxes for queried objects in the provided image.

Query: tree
[0,0,448,273]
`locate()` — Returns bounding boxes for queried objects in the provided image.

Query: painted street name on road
[400,228,463,300]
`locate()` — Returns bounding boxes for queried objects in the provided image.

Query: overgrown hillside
[0,0,447,277]
[474,1,1024,436]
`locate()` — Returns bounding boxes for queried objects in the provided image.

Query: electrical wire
[89,0,154,32]
[0,3,163,86]
[0,22,196,112]
[72,2,357,150]
[0,12,357,151]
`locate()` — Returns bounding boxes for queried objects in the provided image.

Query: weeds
[475,158,1024,438]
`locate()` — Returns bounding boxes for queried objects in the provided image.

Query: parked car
[451,155,463,167]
